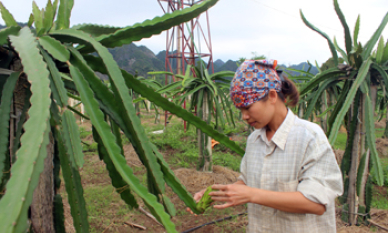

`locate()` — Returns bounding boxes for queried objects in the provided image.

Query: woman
[194,60,343,233]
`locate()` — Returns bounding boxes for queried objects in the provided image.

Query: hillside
[0,23,319,79]
[109,43,164,77]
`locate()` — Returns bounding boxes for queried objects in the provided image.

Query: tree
[300,0,388,225]
[0,0,244,232]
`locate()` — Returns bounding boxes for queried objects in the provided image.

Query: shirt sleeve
[296,130,344,207]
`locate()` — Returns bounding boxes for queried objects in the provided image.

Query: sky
[1,0,388,66]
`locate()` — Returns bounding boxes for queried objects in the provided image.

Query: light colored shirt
[239,109,343,233]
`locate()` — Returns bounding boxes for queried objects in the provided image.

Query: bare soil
[61,120,388,233]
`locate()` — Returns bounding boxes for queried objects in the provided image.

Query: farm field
[61,111,388,233]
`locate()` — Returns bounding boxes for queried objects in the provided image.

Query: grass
[69,110,388,232]
[148,117,245,171]
[334,132,347,150]
[83,185,141,232]
[371,188,388,210]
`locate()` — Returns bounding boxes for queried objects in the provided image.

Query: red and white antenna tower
[157,0,214,126]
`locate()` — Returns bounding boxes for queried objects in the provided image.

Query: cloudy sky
[1,0,388,66]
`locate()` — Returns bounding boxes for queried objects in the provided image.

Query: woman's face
[239,93,276,129]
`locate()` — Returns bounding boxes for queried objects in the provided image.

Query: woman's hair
[277,73,299,107]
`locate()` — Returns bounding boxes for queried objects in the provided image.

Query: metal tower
[157,0,214,126]
[157,0,214,74]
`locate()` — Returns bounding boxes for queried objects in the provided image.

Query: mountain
[0,23,319,80]
[284,62,319,76]
[0,22,29,30]
[214,59,238,73]
[109,43,164,77]
[213,59,225,71]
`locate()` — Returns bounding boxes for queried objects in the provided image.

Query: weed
[82,142,98,152]
[213,152,241,171]
[334,132,347,150]
[79,127,92,139]
[371,187,388,210]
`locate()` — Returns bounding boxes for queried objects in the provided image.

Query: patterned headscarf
[230,59,281,108]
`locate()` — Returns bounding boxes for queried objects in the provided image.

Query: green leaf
[299,68,344,96]
[353,15,360,47]
[32,1,43,35]
[61,110,84,168]
[328,58,373,144]
[300,9,338,66]
[27,13,34,28]
[162,194,176,217]
[375,36,385,64]
[71,24,122,37]
[0,26,21,45]
[340,90,359,178]
[72,52,208,215]
[303,77,339,120]
[52,0,59,19]
[286,68,315,78]
[155,81,182,94]
[364,94,384,186]
[67,105,90,120]
[365,175,372,214]
[0,72,19,182]
[122,69,245,155]
[356,151,367,196]
[0,27,51,232]
[151,144,200,214]
[53,195,66,233]
[371,63,388,94]
[0,2,18,27]
[86,52,244,155]
[92,126,139,209]
[39,36,70,62]
[56,29,168,196]
[1,123,51,232]
[43,0,54,32]
[55,128,89,233]
[362,12,388,59]
[78,0,219,53]
[39,46,68,107]
[214,94,226,126]
[68,64,177,231]
[333,37,349,64]
[55,0,74,30]
[334,0,352,54]
[177,83,207,100]
[12,87,31,158]
[382,40,388,63]
[327,79,351,134]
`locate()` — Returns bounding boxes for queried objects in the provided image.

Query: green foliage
[0,0,222,232]
[301,0,388,225]
[0,72,19,182]
[149,121,243,172]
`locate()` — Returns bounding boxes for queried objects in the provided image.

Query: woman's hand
[210,182,251,209]
[193,188,207,202]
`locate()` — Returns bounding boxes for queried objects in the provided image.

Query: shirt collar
[255,108,295,150]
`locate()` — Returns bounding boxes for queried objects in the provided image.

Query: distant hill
[0,22,29,30]
[213,59,225,71]
[109,43,164,78]
[0,23,319,80]
[214,59,238,73]
[283,62,319,76]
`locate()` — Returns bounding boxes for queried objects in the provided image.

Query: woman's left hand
[210,183,252,209]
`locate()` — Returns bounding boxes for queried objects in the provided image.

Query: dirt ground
[64,120,388,232]
[60,139,388,233]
